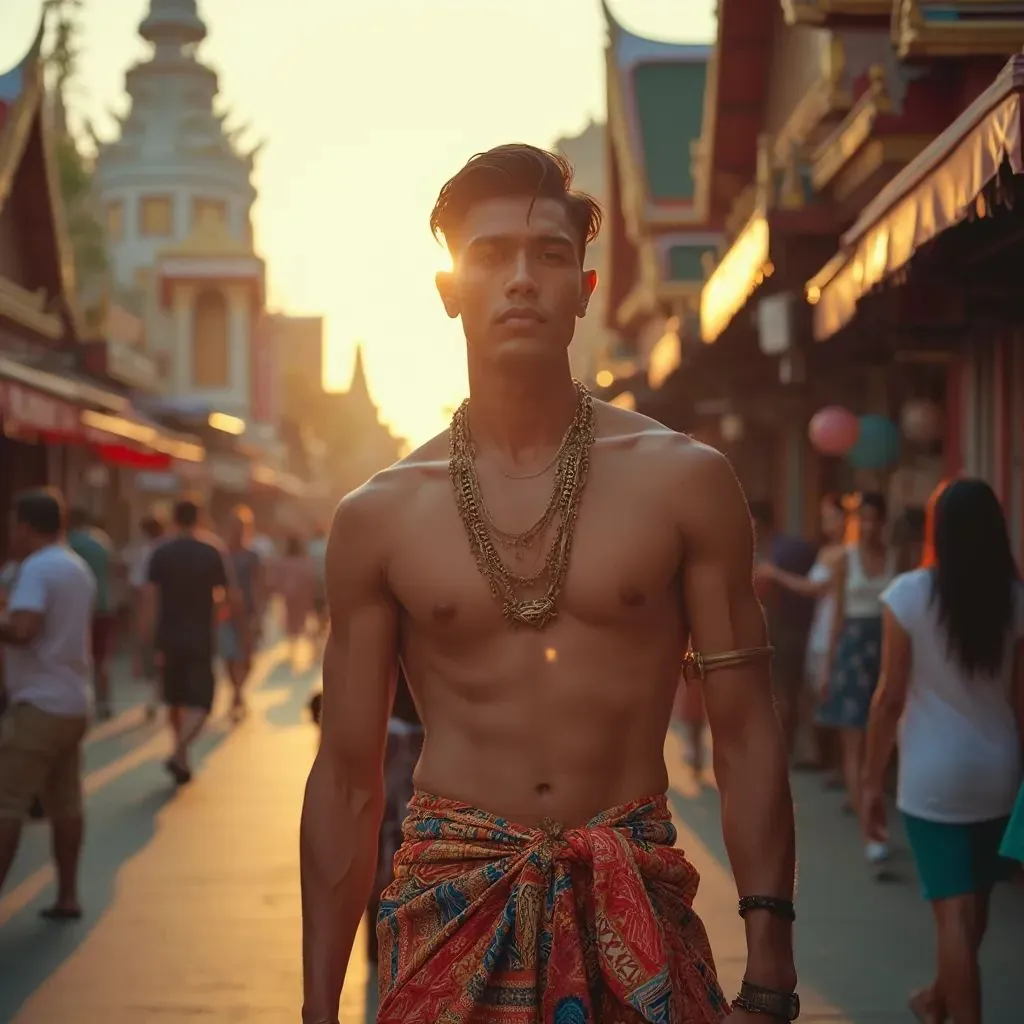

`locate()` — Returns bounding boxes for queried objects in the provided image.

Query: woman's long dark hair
[931,478,1019,676]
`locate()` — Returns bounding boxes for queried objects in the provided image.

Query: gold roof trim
[783,0,892,26]
[0,16,84,341]
[0,275,63,339]
[893,0,1024,59]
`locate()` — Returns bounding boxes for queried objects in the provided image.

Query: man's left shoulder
[639,429,736,493]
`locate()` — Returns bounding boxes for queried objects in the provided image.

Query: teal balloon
[847,415,900,470]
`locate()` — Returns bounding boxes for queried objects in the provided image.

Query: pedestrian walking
[750,500,818,762]
[220,505,265,720]
[276,535,316,666]
[0,489,95,920]
[816,491,896,865]
[67,507,115,720]
[862,478,1023,1024]
[141,498,246,785]
[129,513,166,719]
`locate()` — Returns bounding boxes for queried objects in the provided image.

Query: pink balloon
[809,406,860,456]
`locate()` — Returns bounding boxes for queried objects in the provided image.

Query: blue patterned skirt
[815,616,882,730]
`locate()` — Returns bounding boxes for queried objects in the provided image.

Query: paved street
[1,648,1021,1023]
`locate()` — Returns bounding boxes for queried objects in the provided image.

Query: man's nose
[504,251,538,297]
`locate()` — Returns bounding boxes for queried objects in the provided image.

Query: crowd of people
[744,481,1024,1023]
[0,488,328,918]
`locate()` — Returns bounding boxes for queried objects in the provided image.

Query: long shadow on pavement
[0,722,233,1021]
[667,725,1024,1022]
[263,655,321,731]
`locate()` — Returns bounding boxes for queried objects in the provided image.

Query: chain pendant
[449,381,594,630]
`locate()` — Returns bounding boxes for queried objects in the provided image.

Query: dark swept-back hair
[430,143,603,262]
[14,488,65,537]
[931,478,1019,677]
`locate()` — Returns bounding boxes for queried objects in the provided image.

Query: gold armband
[683,646,774,682]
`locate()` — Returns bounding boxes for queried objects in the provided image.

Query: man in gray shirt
[0,489,96,919]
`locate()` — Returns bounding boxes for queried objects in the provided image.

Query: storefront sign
[0,378,79,434]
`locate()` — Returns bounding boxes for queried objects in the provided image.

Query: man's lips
[497,309,545,324]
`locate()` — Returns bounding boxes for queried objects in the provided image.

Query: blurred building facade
[0,20,204,560]
[602,0,1024,553]
[554,120,619,385]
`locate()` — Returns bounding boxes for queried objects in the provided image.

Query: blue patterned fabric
[816,616,882,729]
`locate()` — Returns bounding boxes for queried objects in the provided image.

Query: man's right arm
[300,487,398,1024]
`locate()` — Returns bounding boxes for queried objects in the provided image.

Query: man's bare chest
[388,474,681,636]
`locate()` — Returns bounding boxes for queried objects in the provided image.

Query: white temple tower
[93,0,264,418]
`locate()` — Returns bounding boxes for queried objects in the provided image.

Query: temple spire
[347,344,371,404]
[139,0,207,49]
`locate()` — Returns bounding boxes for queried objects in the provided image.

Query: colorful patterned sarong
[376,791,729,1023]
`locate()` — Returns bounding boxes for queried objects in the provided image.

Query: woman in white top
[862,479,1024,1024]
[816,493,896,847]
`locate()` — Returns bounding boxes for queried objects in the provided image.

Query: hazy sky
[1,0,715,445]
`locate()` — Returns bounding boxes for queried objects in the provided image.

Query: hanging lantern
[808,406,859,456]
[847,414,900,470]
[900,398,944,445]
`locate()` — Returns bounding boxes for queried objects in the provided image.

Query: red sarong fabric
[376,791,729,1023]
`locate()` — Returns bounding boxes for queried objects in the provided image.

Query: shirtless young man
[301,145,798,1024]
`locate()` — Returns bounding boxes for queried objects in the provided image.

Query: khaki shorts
[0,702,88,820]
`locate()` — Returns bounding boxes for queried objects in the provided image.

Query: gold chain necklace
[449,380,594,628]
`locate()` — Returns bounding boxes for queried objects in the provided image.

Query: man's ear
[578,269,598,318]
[435,271,460,320]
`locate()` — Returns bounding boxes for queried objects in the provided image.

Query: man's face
[436,195,597,364]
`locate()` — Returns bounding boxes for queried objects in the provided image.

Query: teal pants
[903,813,1013,901]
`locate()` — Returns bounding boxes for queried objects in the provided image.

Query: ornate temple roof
[0,16,81,339]
[603,0,710,217]
[601,2,719,329]
[94,0,260,198]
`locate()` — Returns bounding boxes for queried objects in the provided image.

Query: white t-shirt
[4,543,96,717]
[805,560,834,656]
[881,568,1023,823]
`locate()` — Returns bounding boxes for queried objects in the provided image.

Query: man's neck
[464,359,577,465]
[24,536,60,557]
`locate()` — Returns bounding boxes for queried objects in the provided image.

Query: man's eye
[540,251,568,264]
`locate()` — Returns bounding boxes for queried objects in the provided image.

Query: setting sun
[0,1,714,449]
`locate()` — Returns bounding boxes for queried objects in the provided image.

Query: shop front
[808,54,1024,551]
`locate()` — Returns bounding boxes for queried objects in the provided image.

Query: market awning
[700,206,835,344]
[80,409,204,463]
[809,53,1024,342]
[0,356,204,463]
[700,215,770,344]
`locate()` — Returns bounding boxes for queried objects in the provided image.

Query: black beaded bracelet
[738,895,796,922]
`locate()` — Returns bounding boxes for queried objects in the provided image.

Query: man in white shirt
[0,488,96,920]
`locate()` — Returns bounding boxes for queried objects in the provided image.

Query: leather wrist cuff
[738,894,795,922]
